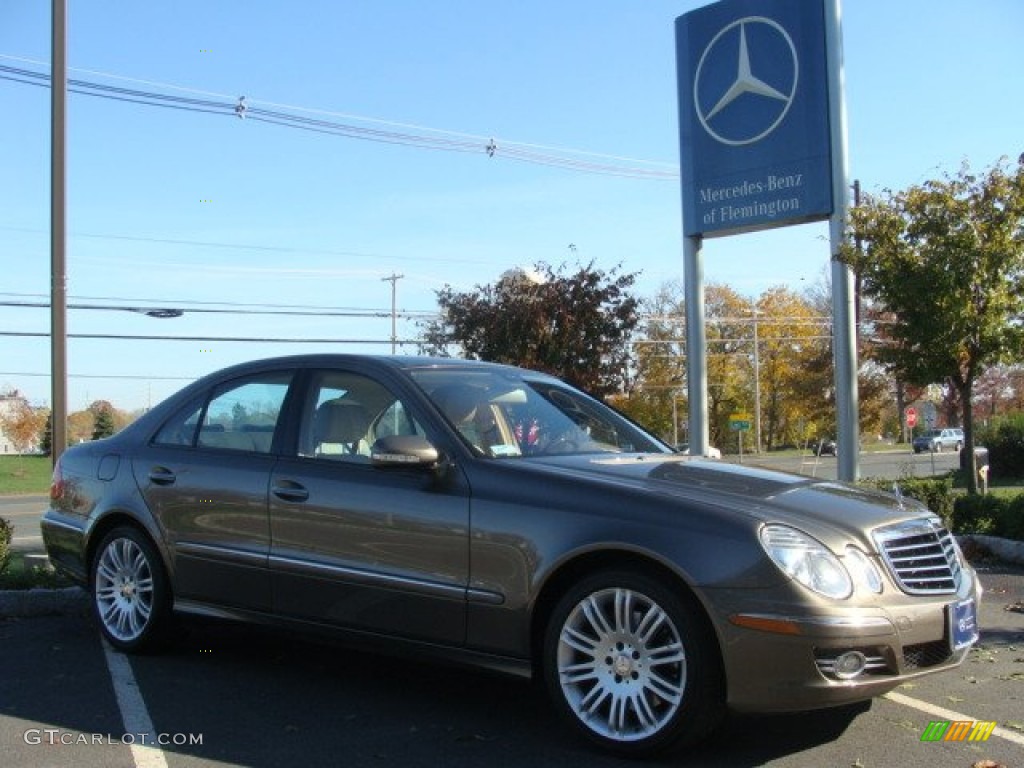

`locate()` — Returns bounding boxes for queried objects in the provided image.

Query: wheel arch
[85,510,170,582]
[529,549,724,679]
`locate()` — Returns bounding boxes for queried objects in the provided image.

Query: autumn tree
[974,364,1024,419]
[0,393,46,454]
[67,410,95,444]
[622,281,755,448]
[841,158,1024,492]
[799,271,896,442]
[705,284,759,450]
[626,281,689,440]
[419,262,640,397]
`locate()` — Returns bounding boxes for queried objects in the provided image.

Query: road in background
[0,495,47,552]
[733,449,963,482]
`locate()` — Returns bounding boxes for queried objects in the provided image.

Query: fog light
[834,651,867,679]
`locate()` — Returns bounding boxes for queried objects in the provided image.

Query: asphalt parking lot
[2,558,1023,768]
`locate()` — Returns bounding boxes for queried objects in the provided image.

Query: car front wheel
[91,526,171,652]
[542,570,724,756]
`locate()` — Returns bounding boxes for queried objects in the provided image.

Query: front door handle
[272,481,309,503]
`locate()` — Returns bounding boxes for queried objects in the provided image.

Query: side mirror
[370,435,441,468]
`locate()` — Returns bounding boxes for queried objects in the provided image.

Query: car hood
[520,454,932,549]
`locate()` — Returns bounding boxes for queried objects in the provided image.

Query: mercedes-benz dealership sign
[676,0,833,237]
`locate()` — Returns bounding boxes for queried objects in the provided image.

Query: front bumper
[709,564,981,713]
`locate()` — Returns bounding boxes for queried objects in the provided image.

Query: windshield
[410,368,668,458]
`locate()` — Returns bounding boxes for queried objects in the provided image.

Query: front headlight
[845,546,884,593]
[759,524,852,599]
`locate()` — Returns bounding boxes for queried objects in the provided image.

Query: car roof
[191,353,553,379]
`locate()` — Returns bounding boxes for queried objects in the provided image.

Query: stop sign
[906,407,917,428]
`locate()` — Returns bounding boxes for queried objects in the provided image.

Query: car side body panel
[267,454,471,645]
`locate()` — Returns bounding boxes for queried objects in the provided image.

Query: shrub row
[952,493,1024,541]
[862,476,1023,542]
[0,517,11,575]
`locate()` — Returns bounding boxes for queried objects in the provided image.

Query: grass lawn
[0,455,53,495]
[987,481,1024,499]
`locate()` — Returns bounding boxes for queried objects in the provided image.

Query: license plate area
[949,599,978,651]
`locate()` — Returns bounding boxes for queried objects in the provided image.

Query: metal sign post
[824,0,859,480]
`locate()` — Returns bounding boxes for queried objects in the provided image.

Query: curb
[0,586,88,618]
[958,534,1024,567]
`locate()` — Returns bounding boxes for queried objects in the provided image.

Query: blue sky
[1,1,1021,411]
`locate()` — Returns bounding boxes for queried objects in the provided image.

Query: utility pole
[51,0,68,466]
[381,273,404,354]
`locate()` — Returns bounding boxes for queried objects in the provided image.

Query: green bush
[864,476,955,529]
[976,412,1024,478]
[0,517,11,575]
[952,493,1024,541]
[952,494,1001,535]
[996,494,1024,541]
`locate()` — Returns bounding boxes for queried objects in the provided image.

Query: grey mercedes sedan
[41,355,980,756]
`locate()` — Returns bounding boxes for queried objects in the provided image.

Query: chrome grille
[873,519,961,595]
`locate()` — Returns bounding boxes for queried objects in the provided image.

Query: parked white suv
[912,428,964,454]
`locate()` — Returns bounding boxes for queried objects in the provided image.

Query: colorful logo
[920,720,996,742]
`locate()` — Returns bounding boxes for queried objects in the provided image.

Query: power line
[0,371,195,381]
[0,331,418,344]
[0,60,678,180]
[0,53,677,171]
[0,224,514,270]
[0,299,432,320]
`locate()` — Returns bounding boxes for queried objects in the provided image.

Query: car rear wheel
[542,570,724,757]
[91,526,171,652]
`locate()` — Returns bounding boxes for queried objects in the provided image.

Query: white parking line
[884,690,1024,747]
[101,639,169,768]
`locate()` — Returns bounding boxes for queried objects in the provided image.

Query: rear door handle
[272,481,309,503]
[148,467,177,485]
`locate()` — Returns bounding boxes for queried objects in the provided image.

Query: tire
[542,570,725,757]
[91,526,171,652]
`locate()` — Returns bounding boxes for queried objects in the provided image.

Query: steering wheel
[538,428,580,454]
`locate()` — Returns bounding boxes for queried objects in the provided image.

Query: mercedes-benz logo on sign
[694,16,798,146]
